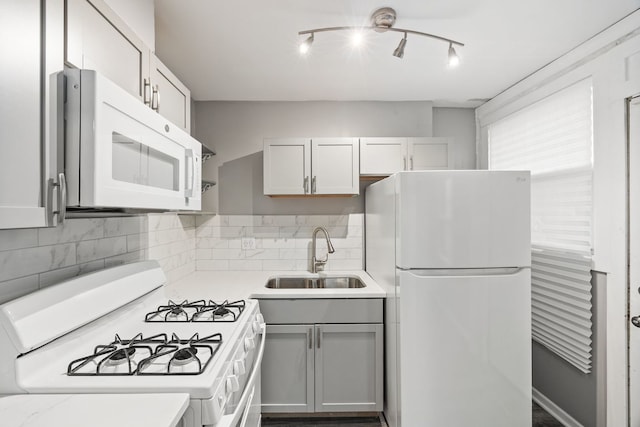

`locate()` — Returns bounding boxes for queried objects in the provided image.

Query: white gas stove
[0,261,265,427]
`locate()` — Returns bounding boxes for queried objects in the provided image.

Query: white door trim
[627,94,640,427]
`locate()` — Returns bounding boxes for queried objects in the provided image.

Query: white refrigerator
[365,170,531,427]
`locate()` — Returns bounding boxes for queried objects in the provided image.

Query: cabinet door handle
[403,156,407,170]
[143,78,151,105]
[316,326,321,349]
[151,85,160,111]
[304,176,309,194]
[410,155,414,170]
[51,172,67,224]
[312,176,317,194]
[308,328,313,349]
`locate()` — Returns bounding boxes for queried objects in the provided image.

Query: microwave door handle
[216,323,266,427]
[185,149,194,197]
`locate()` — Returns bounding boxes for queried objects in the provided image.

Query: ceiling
[154,0,639,106]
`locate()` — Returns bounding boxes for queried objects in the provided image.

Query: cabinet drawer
[259,299,383,324]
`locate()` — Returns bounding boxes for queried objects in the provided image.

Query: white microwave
[64,69,201,211]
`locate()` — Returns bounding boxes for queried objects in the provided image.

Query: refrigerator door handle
[400,267,526,277]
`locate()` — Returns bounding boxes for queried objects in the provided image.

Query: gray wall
[193,101,476,214]
[433,107,477,170]
[532,271,606,427]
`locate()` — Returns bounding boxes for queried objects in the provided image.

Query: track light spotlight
[393,33,407,58]
[448,43,460,67]
[299,33,314,54]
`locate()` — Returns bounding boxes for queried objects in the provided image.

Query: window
[488,78,594,373]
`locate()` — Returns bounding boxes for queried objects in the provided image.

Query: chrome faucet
[311,227,335,273]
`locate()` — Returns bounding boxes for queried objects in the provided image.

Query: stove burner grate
[67,333,166,376]
[67,332,223,376]
[137,332,222,375]
[145,299,245,323]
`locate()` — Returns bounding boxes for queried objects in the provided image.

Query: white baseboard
[532,388,584,427]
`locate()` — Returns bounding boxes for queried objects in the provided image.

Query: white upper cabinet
[409,137,454,170]
[0,0,64,229]
[149,55,191,133]
[66,0,149,101]
[66,0,191,133]
[263,138,311,195]
[311,138,359,195]
[263,138,359,196]
[360,137,454,175]
[359,137,407,175]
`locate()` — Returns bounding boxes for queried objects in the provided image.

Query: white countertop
[0,393,189,427]
[165,270,386,301]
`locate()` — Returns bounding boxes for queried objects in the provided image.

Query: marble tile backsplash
[0,213,195,304]
[0,213,364,304]
[195,214,364,271]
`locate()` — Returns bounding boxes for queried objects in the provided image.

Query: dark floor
[261,402,565,426]
[532,401,564,427]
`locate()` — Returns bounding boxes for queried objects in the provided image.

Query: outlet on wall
[241,237,256,250]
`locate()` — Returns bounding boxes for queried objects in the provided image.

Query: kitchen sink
[265,276,366,289]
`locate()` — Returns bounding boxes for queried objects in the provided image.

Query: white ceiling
[154,0,639,106]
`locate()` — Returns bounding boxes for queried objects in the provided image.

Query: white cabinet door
[263,139,311,195]
[360,137,407,175]
[66,0,150,101]
[408,137,454,170]
[311,138,359,194]
[314,323,383,413]
[150,54,191,133]
[261,324,314,413]
[0,0,64,229]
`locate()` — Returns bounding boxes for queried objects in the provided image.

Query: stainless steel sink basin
[265,276,366,289]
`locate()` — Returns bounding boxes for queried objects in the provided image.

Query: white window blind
[488,79,594,373]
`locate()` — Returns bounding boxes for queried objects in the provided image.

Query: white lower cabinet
[261,324,315,413]
[314,323,383,412]
[259,299,383,414]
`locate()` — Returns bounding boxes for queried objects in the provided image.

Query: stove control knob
[234,360,246,375]
[230,375,240,392]
[244,337,255,351]
[226,375,240,393]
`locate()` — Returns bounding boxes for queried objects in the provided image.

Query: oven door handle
[217,323,266,427]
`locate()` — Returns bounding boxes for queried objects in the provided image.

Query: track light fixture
[393,33,407,58]
[298,7,463,65]
[299,33,314,54]
[448,43,460,67]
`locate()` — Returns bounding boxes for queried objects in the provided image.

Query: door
[263,138,311,195]
[629,94,640,427]
[360,137,407,175]
[150,54,191,132]
[397,268,531,427]
[408,137,453,170]
[394,170,531,269]
[311,138,359,194]
[314,323,383,412]
[261,324,314,413]
[66,0,149,101]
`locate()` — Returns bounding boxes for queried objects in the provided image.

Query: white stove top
[0,262,261,399]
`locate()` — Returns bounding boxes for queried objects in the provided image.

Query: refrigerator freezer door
[397,268,531,427]
[395,171,531,269]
